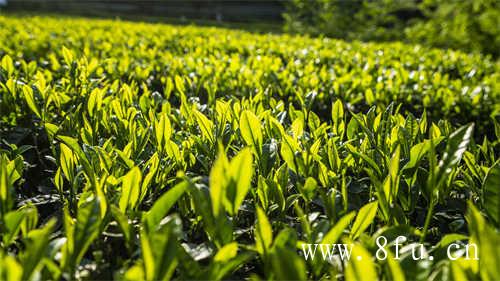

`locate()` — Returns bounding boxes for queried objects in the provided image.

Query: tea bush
[0,15,499,280]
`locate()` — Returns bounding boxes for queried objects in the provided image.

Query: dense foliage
[406,0,500,57]
[284,0,500,57]
[0,15,499,280]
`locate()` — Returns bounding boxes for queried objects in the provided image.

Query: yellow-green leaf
[350,201,378,239]
[255,207,272,255]
[240,110,263,156]
[345,243,378,281]
[119,167,143,212]
[22,85,41,118]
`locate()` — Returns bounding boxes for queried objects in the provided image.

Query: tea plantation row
[0,15,499,280]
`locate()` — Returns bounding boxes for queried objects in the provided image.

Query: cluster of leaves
[284,0,500,57]
[0,15,499,280]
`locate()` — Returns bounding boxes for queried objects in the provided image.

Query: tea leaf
[22,85,41,118]
[143,181,189,232]
[351,201,378,239]
[255,207,272,255]
[345,243,377,281]
[322,212,356,244]
[240,110,263,157]
[229,148,253,215]
[483,164,500,226]
[432,124,474,192]
[119,167,143,212]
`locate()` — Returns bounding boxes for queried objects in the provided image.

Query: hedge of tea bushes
[0,15,499,280]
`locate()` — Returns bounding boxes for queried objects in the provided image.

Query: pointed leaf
[240,110,263,156]
[143,181,189,232]
[255,207,273,255]
[321,212,356,245]
[350,201,378,239]
[483,164,500,226]
[119,167,142,212]
[433,124,474,190]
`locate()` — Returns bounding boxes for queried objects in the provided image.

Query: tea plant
[0,15,499,280]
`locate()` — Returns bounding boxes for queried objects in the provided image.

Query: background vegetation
[284,0,500,57]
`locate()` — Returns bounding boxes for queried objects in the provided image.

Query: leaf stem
[420,199,435,243]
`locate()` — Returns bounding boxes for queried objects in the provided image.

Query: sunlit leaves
[403,138,444,170]
[62,196,102,274]
[255,207,273,256]
[194,110,215,144]
[430,124,474,196]
[61,46,75,66]
[0,154,23,216]
[20,220,56,280]
[0,254,22,281]
[210,147,228,218]
[129,215,182,281]
[214,242,238,263]
[383,145,400,205]
[466,203,500,281]
[483,164,500,226]
[345,243,378,281]
[321,212,356,244]
[240,110,263,157]
[210,147,254,216]
[1,54,14,76]
[332,99,345,138]
[59,143,75,184]
[2,211,26,246]
[155,113,172,151]
[229,149,254,215]
[210,243,254,280]
[143,180,189,232]
[270,245,307,281]
[57,135,95,183]
[351,201,378,240]
[0,154,12,216]
[87,87,104,118]
[119,167,143,213]
[280,134,300,174]
[21,85,41,118]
